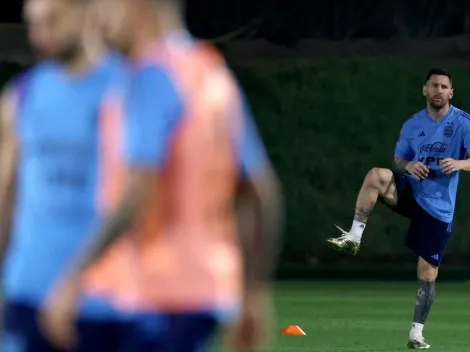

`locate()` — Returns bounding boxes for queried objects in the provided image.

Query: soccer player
[40,0,283,351]
[0,0,123,350]
[327,68,470,349]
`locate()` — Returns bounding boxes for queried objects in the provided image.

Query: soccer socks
[410,322,424,339]
[411,280,436,337]
[349,220,366,242]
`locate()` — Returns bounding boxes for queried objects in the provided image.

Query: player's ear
[449,88,454,99]
[422,85,427,97]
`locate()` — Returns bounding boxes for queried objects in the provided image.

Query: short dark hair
[425,68,452,84]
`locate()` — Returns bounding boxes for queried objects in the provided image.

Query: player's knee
[365,168,393,190]
[417,261,438,282]
[418,270,438,282]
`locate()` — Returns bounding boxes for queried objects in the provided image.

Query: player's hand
[39,274,81,350]
[440,158,463,174]
[405,161,429,180]
[227,287,274,351]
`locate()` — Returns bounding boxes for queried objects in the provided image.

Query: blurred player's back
[85,36,244,315]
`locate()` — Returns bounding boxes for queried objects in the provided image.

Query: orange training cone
[280,325,306,335]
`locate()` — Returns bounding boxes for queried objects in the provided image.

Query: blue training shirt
[123,63,268,178]
[2,54,123,318]
[394,105,470,223]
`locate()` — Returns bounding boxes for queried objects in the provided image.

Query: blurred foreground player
[0,0,122,350]
[327,69,470,349]
[41,0,283,351]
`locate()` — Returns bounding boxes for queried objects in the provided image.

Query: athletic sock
[411,280,436,336]
[349,220,366,242]
[410,322,424,338]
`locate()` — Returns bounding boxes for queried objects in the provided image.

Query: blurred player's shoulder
[197,40,225,61]
[1,62,55,116]
[5,61,52,92]
[149,34,226,71]
[6,68,32,93]
[138,34,237,106]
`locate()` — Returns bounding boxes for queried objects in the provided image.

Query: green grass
[237,281,470,351]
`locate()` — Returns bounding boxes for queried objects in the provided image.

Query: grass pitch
[238,281,470,351]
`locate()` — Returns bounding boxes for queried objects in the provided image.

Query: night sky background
[2,1,470,45]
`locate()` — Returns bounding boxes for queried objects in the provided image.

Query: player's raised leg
[327,167,397,254]
[407,257,436,349]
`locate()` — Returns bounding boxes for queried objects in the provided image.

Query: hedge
[3,58,470,268]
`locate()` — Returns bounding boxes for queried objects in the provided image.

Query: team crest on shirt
[444,125,453,137]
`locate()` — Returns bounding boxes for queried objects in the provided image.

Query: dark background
[4,1,470,42]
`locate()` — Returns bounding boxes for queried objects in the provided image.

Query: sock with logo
[410,322,423,338]
[349,220,366,242]
[410,280,436,337]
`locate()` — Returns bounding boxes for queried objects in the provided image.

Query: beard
[54,42,83,64]
[104,33,133,57]
[34,42,83,64]
[428,96,448,110]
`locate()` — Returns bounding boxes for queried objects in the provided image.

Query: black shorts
[120,312,218,351]
[1,300,219,352]
[380,172,452,267]
[0,300,124,352]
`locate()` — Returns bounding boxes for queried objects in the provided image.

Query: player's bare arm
[439,157,470,174]
[237,165,283,291]
[232,165,282,350]
[40,167,146,347]
[393,157,410,173]
[74,168,150,272]
[0,89,18,268]
[395,157,429,180]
